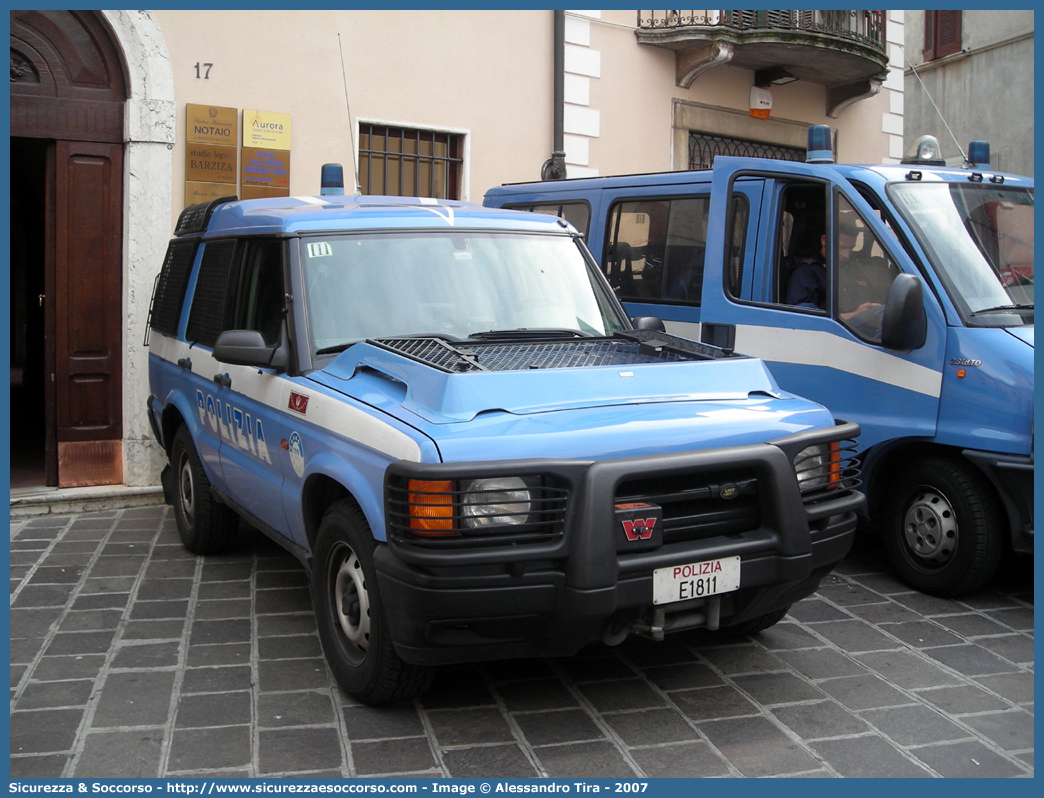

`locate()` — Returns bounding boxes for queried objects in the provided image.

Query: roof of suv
[195,195,578,238]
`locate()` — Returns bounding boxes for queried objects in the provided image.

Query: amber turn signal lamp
[407,479,459,537]
[828,441,841,487]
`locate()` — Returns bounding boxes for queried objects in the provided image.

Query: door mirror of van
[631,316,666,332]
[880,274,927,353]
[213,328,288,371]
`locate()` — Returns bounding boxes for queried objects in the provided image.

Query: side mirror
[213,328,288,371]
[631,316,666,332]
[880,274,927,353]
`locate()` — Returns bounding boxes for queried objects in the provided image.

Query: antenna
[338,33,363,194]
[900,43,967,165]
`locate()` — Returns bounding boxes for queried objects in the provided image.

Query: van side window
[835,196,901,343]
[504,202,591,240]
[230,239,285,345]
[604,196,709,304]
[775,183,828,311]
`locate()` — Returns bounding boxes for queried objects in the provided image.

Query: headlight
[794,443,839,491]
[461,476,538,528]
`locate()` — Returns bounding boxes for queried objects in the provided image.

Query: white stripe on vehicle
[150,335,422,462]
[733,324,942,398]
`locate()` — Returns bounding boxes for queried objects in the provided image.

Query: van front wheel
[884,457,1004,597]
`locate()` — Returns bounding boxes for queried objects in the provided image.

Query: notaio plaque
[186,104,237,146]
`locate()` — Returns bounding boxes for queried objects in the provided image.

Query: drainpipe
[541,9,567,180]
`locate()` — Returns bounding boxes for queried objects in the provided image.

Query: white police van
[485,128,1033,597]
[147,178,863,703]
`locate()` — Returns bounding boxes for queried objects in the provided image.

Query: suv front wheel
[312,500,434,705]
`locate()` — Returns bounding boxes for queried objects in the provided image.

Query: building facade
[903,10,1034,175]
[10,9,906,491]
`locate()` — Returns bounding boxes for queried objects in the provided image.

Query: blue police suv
[147,189,863,704]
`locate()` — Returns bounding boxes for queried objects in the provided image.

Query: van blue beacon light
[806,125,833,164]
[967,141,990,168]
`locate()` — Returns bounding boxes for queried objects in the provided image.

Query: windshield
[889,182,1033,326]
[301,231,628,352]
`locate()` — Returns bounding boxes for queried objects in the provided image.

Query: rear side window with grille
[149,239,198,336]
[186,240,238,347]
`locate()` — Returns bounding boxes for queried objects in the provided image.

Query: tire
[883,457,1005,597]
[170,426,238,554]
[311,500,435,705]
[717,605,790,637]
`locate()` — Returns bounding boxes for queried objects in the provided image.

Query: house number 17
[194,62,213,79]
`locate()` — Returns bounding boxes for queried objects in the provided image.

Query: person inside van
[786,217,888,327]
[837,214,901,339]
[785,225,847,310]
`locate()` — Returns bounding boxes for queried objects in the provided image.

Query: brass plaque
[185,181,239,207]
[244,109,292,150]
[241,184,290,200]
[242,147,290,189]
[186,103,238,146]
[186,143,237,184]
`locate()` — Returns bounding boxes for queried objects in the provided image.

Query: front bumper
[376,423,864,666]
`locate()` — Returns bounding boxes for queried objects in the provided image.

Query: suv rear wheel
[170,426,238,554]
[312,500,434,705]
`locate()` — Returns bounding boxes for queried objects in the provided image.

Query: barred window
[359,125,462,200]
[689,133,806,170]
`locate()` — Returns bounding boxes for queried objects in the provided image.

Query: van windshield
[889,182,1033,326]
[301,231,628,353]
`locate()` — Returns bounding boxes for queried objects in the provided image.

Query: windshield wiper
[317,332,463,355]
[970,304,1034,316]
[468,328,588,340]
[315,342,355,355]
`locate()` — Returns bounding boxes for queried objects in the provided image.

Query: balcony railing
[637,10,887,53]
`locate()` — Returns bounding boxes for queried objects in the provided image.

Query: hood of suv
[317,336,789,424]
[309,336,837,462]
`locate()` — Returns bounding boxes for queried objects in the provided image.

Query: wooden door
[54,141,124,486]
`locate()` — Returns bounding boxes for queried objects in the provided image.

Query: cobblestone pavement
[10,506,1034,779]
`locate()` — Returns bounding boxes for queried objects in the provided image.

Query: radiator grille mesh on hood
[370,331,729,373]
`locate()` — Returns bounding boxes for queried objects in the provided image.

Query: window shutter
[937,10,962,57]
[925,10,962,61]
[923,11,936,60]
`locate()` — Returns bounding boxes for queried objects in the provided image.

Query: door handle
[177,357,192,371]
[213,373,232,388]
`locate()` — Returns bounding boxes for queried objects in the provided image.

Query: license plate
[652,556,741,605]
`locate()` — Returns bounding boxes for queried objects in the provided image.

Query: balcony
[636,10,890,116]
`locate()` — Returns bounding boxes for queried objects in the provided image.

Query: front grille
[615,469,761,544]
[796,437,861,507]
[386,477,570,549]
[370,330,728,373]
